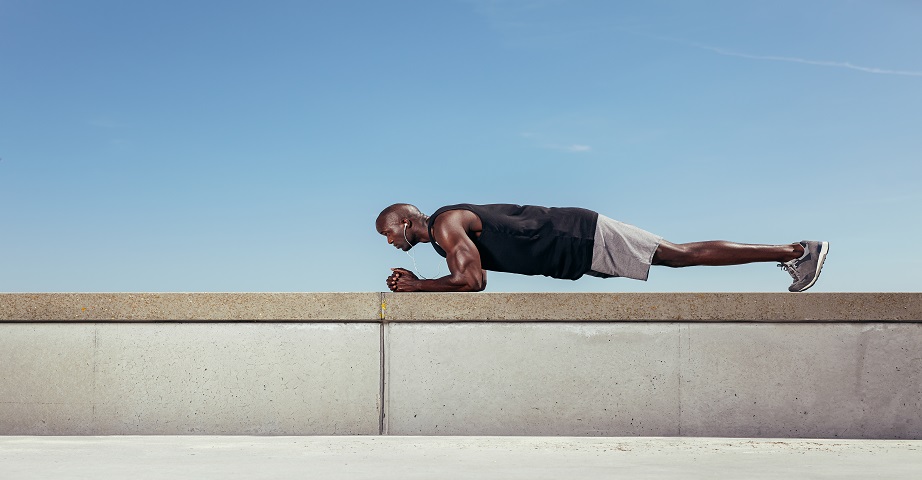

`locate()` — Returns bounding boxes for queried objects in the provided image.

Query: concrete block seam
[379,292,387,435]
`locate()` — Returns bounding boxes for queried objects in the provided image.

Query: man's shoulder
[433,203,474,216]
[432,207,478,226]
[431,207,483,237]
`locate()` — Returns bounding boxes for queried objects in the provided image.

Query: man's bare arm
[388,211,487,292]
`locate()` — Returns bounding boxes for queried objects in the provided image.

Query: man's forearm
[406,274,484,292]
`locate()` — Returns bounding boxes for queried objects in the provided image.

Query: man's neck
[419,214,432,243]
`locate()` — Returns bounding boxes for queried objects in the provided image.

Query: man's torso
[427,203,598,280]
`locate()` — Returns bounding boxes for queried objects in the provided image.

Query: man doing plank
[376,203,828,293]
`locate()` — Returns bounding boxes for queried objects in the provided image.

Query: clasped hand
[387,268,420,292]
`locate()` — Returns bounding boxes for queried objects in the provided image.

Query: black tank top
[427,203,598,280]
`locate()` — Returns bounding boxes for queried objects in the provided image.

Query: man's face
[377,220,412,251]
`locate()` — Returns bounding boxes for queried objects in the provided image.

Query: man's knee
[653,242,692,268]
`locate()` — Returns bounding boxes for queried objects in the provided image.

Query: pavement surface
[1,436,920,479]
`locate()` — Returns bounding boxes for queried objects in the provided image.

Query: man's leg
[653,240,829,292]
[652,241,803,267]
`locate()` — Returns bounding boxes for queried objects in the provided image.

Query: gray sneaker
[779,241,829,292]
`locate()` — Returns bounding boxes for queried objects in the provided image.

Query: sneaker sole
[795,242,829,292]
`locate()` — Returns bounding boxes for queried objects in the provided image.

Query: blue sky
[1,0,920,293]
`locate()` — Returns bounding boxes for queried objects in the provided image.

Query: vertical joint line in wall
[92,324,98,434]
[379,292,388,435]
[678,324,687,436]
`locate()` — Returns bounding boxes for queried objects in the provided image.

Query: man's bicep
[439,227,486,290]
[432,214,487,291]
[445,238,482,273]
[433,217,483,273]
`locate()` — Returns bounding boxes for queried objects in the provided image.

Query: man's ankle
[791,242,806,261]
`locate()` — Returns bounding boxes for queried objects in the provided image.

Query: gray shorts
[586,215,663,281]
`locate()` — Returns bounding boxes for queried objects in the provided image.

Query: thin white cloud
[621,30,922,78]
[520,131,591,153]
[694,43,922,77]
[566,144,591,152]
[541,143,592,153]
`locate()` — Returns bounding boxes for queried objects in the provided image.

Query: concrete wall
[1,293,920,438]
[0,323,381,435]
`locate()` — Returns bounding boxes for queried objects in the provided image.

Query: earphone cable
[404,223,441,280]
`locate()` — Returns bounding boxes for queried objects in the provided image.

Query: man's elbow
[465,276,486,292]
[453,275,486,292]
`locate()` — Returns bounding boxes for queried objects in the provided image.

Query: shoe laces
[778,261,799,281]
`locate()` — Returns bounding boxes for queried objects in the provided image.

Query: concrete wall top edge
[0,293,383,321]
[381,292,922,322]
[2,292,920,322]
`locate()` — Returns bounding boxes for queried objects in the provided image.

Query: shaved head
[375,203,431,251]
[376,203,423,228]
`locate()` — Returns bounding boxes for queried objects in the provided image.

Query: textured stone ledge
[0,293,381,321]
[383,292,922,322]
[2,292,920,322]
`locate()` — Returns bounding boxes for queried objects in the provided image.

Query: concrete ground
[1,436,920,479]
